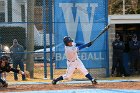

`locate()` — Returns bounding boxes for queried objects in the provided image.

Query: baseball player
[0,55,26,88]
[129,34,140,74]
[52,36,97,85]
[111,34,125,77]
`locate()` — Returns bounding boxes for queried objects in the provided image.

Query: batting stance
[0,55,26,88]
[52,36,97,85]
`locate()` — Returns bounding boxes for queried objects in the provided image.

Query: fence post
[26,0,34,78]
[43,0,47,79]
[48,0,53,80]
[105,0,110,77]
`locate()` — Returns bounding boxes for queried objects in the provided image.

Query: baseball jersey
[65,43,78,62]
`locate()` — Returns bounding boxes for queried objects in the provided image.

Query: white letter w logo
[59,3,98,42]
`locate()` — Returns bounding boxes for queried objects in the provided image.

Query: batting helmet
[63,36,73,46]
[0,55,10,67]
[0,55,9,61]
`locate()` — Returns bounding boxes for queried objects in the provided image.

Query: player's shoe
[91,79,97,85]
[52,79,57,85]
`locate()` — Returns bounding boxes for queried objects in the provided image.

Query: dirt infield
[1,63,140,92]
[0,82,140,92]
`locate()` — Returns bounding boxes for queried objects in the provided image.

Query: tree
[109,0,139,14]
[138,0,140,8]
[136,0,140,14]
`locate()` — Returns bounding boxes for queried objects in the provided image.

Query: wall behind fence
[54,0,109,77]
[0,0,109,79]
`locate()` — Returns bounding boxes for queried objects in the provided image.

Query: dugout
[109,15,140,76]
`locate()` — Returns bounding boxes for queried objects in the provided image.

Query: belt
[68,58,77,62]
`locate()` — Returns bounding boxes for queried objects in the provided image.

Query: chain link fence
[0,0,55,81]
[0,0,109,82]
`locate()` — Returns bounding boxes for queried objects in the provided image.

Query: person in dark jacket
[111,34,125,77]
[0,44,2,57]
[10,39,25,81]
[129,34,140,74]
[0,55,26,88]
[0,44,2,79]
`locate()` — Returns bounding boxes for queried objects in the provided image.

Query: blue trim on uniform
[85,73,93,81]
[55,76,63,81]
[78,43,90,50]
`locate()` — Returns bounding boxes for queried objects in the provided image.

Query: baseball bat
[91,24,110,44]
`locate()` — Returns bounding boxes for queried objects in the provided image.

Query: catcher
[0,55,27,88]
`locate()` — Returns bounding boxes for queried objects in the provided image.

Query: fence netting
[1,0,139,82]
[0,0,54,81]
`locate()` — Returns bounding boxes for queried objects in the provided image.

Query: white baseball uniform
[62,43,88,79]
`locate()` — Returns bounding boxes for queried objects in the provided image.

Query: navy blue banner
[54,0,108,69]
